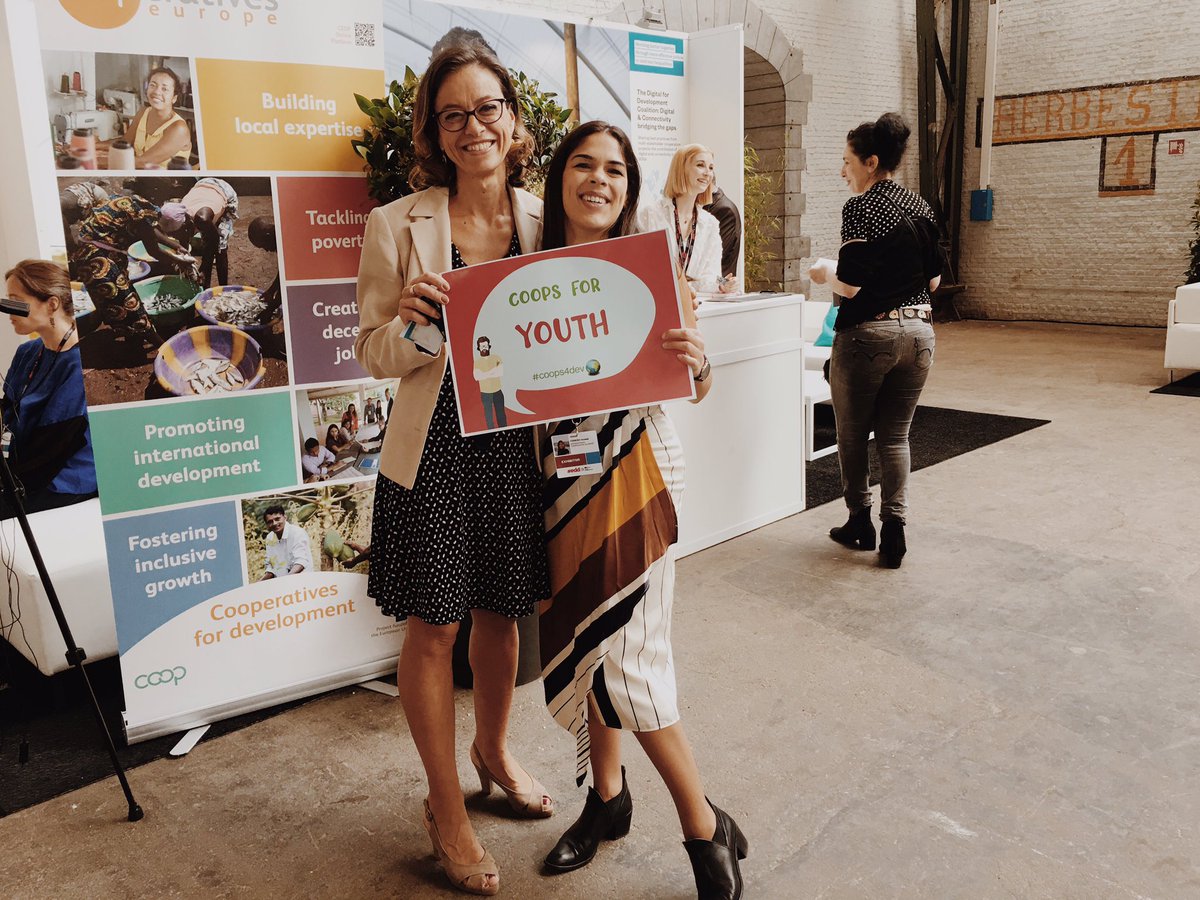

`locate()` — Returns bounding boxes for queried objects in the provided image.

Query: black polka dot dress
[368,234,549,626]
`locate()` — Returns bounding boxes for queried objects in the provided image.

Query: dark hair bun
[845,112,911,173]
[872,113,910,171]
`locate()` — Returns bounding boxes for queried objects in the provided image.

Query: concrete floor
[2,321,1198,899]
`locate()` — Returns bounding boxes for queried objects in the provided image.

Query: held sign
[443,232,695,436]
[473,256,656,415]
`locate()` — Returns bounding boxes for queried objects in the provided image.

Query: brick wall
[761,1,919,304]
[959,0,1199,325]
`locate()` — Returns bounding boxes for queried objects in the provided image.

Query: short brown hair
[664,144,715,205]
[409,46,532,191]
[4,259,73,317]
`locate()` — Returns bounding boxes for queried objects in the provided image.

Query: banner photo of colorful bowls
[154,325,266,397]
[57,174,287,407]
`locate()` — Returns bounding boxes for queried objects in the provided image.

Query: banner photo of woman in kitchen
[43,50,202,172]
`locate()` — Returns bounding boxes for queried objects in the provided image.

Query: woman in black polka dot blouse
[808,112,943,569]
[355,43,553,896]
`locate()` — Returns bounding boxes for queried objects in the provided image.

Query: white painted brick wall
[762,1,919,306]
[959,0,1200,325]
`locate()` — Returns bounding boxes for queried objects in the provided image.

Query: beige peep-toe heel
[422,800,499,896]
[469,742,554,818]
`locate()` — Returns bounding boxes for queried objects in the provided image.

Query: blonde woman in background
[638,143,736,295]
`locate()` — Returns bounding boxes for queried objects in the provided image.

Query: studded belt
[873,307,931,321]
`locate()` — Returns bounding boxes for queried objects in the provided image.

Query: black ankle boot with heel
[543,767,633,873]
[829,507,876,550]
[879,519,906,568]
[684,799,749,900]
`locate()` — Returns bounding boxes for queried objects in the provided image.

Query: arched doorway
[607,1,809,293]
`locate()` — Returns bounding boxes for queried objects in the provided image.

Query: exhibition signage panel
[32,0,394,742]
[14,0,742,742]
[443,232,694,436]
[193,60,377,172]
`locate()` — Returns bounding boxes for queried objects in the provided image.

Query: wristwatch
[693,355,711,383]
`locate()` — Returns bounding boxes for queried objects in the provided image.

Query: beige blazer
[354,185,544,488]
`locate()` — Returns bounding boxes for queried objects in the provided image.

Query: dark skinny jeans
[829,317,935,523]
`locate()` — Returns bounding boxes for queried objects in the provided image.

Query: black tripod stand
[0,451,143,822]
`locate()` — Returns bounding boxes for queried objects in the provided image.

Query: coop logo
[134,666,187,688]
[59,0,141,30]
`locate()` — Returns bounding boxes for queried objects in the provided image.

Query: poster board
[442,233,694,435]
[31,0,393,743]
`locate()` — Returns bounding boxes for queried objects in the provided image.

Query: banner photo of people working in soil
[18,0,743,744]
[33,0,392,742]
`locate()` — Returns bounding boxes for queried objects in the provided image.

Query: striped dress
[540,405,685,785]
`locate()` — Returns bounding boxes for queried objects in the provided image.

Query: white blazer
[636,195,723,292]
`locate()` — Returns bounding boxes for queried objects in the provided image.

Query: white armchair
[1165,282,1200,376]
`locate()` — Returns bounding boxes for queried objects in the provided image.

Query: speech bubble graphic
[471,256,655,415]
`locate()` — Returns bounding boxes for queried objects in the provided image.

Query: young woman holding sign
[355,44,552,897]
[537,121,747,900]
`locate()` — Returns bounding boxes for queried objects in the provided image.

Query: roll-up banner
[19,0,742,743]
[34,0,391,743]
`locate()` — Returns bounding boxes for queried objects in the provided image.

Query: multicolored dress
[70,194,162,340]
[540,405,685,785]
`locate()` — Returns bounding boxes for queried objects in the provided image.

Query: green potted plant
[352,68,571,204]
[742,140,781,291]
[1187,178,1200,284]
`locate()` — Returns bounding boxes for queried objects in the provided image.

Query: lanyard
[18,325,77,414]
[673,203,697,274]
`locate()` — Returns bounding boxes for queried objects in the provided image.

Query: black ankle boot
[684,800,748,900]
[879,519,906,568]
[829,507,876,550]
[543,767,632,873]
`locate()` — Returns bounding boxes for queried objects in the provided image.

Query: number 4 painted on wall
[1099,133,1158,196]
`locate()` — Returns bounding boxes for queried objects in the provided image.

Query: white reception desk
[666,293,806,557]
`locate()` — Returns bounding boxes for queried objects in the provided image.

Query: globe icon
[585,359,601,376]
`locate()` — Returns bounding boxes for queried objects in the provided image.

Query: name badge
[551,430,602,478]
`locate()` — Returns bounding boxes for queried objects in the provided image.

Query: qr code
[355,22,375,47]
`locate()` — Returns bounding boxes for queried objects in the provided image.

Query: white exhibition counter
[668,293,807,557]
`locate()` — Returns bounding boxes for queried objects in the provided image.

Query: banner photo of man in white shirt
[260,504,313,580]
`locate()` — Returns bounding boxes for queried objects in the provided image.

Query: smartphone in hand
[402,319,444,356]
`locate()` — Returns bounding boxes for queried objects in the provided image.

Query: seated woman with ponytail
[0,260,97,517]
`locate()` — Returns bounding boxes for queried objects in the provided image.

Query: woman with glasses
[355,43,551,897]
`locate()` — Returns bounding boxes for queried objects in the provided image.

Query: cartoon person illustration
[473,335,507,428]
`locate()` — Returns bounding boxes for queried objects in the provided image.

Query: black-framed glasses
[435,98,509,132]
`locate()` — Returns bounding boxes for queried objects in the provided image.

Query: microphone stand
[0,449,143,822]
